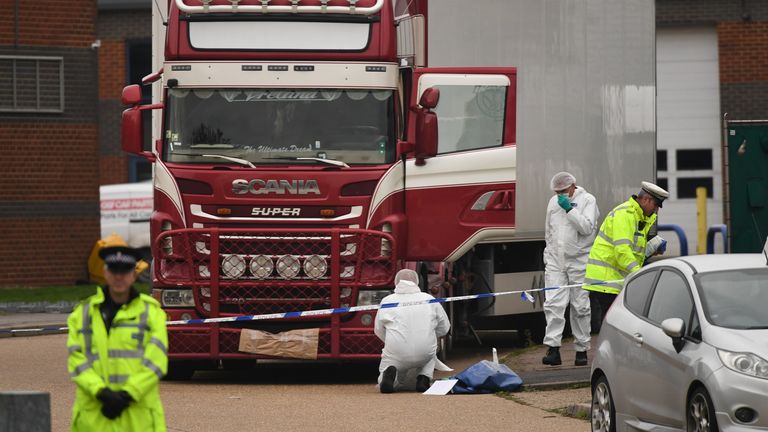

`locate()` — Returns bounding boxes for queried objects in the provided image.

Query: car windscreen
[696,268,768,329]
[163,88,396,166]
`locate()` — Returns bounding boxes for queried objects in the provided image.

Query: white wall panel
[656,27,723,255]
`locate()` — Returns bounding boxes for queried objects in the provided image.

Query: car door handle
[632,333,643,346]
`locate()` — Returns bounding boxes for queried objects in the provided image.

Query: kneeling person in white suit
[374,269,450,393]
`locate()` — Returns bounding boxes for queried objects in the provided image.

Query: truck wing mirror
[419,86,440,109]
[414,87,440,165]
[121,84,142,106]
[122,103,162,160]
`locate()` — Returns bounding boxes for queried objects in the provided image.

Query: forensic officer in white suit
[541,172,600,367]
[374,269,450,393]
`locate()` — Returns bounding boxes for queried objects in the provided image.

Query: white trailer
[422,0,656,342]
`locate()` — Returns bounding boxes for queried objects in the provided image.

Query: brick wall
[658,0,768,121]
[0,218,100,286]
[0,0,96,48]
[0,0,98,287]
[100,155,130,185]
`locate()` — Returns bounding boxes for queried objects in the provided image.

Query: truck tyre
[221,358,257,371]
[164,361,195,381]
[529,323,545,345]
[437,335,449,362]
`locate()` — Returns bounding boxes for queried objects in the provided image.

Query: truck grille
[155,228,395,317]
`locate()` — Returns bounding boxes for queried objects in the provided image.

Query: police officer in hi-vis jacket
[67,243,168,431]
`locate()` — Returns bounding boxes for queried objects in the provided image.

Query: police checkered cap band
[104,251,137,266]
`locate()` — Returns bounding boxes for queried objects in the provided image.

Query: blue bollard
[706,224,728,254]
[658,224,689,256]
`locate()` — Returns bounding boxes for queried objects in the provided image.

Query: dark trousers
[589,291,617,334]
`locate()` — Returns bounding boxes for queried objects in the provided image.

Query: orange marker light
[320,209,336,217]
[217,208,232,215]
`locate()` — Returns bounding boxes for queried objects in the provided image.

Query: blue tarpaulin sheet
[450,360,523,394]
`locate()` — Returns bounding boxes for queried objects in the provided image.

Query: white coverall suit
[543,186,599,351]
[374,270,450,391]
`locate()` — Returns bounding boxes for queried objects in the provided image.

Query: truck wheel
[437,336,449,362]
[221,359,257,371]
[529,324,545,345]
[164,361,195,381]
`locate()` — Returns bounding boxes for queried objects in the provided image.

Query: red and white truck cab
[121,0,517,374]
[121,0,655,376]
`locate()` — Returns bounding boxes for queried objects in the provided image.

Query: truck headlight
[249,255,274,279]
[161,289,195,307]
[221,254,246,279]
[276,255,301,279]
[718,349,768,379]
[357,290,391,306]
[303,254,328,280]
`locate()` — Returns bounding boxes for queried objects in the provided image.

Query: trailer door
[405,68,517,261]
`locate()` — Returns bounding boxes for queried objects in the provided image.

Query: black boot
[380,366,397,393]
[575,351,588,366]
[542,346,562,366]
[416,375,431,392]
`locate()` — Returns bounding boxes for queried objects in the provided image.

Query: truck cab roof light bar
[176,0,382,15]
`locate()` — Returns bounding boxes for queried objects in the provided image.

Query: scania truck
[121,0,655,377]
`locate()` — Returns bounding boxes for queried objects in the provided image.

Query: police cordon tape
[0,279,623,335]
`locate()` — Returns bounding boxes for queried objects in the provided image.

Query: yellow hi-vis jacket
[584,197,656,294]
[67,287,168,432]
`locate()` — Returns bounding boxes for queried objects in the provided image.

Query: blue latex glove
[557,194,573,212]
[658,239,667,254]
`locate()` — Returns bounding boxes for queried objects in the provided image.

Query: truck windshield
[163,88,396,166]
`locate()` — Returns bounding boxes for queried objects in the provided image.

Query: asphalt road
[1,334,590,432]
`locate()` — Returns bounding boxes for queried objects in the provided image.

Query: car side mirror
[661,318,686,353]
[414,87,440,165]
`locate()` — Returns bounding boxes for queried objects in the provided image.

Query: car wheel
[687,387,719,432]
[592,375,616,432]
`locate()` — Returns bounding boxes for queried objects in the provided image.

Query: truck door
[405,68,517,261]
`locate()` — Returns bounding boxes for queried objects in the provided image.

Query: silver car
[590,254,768,432]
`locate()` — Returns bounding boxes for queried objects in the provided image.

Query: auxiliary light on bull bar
[249,254,274,279]
[303,254,328,279]
[221,254,247,279]
[276,255,301,279]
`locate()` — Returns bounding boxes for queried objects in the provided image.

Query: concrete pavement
[0,312,593,388]
[1,313,593,422]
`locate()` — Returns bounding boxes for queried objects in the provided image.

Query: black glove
[97,388,132,420]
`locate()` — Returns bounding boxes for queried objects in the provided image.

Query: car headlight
[357,290,391,306]
[161,289,195,307]
[718,349,768,379]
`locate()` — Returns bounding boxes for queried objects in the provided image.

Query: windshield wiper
[201,154,255,168]
[264,157,349,168]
